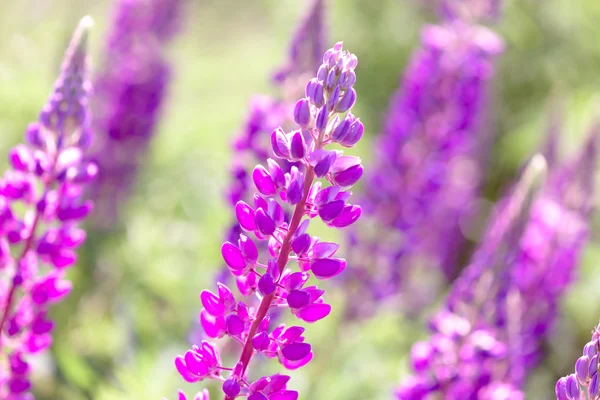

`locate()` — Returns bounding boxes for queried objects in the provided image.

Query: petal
[310,258,346,279]
[318,200,345,222]
[221,242,246,270]
[297,303,331,323]
[281,343,312,362]
[255,208,276,236]
[235,201,256,231]
[286,290,310,309]
[184,351,209,377]
[239,234,258,264]
[200,290,225,316]
[253,165,277,196]
[175,356,200,383]
[265,374,291,393]
[331,205,361,228]
[310,242,340,259]
[226,314,245,336]
[270,391,299,400]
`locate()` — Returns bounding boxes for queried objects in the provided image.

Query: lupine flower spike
[175,42,363,399]
[556,322,600,400]
[0,17,95,398]
[396,154,547,399]
[208,0,326,307]
[89,0,183,228]
[343,18,503,318]
[398,124,598,398]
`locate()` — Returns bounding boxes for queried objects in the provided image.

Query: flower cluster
[89,0,183,228]
[213,0,326,294]
[175,42,363,399]
[398,125,598,398]
[556,322,600,400]
[0,18,95,399]
[343,20,503,318]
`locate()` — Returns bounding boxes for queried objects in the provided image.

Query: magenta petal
[175,356,200,383]
[255,208,276,235]
[332,164,363,187]
[239,234,258,263]
[253,165,278,196]
[287,290,310,309]
[252,331,270,351]
[297,303,331,322]
[318,200,345,221]
[236,201,256,231]
[221,242,246,270]
[185,351,209,377]
[249,394,269,400]
[270,391,299,400]
[200,310,221,338]
[310,258,346,279]
[200,290,224,315]
[280,351,313,370]
[226,314,245,336]
[265,374,291,393]
[310,242,340,259]
[331,205,361,228]
[281,342,312,362]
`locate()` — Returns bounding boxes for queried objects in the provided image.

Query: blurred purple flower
[344,21,503,318]
[399,125,598,398]
[0,18,95,399]
[88,0,183,228]
[175,42,363,400]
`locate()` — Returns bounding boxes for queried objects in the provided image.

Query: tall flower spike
[175,42,363,400]
[88,0,183,228]
[272,0,326,85]
[396,154,547,400]
[0,17,95,399]
[556,322,600,400]
[196,0,329,345]
[343,20,504,319]
[399,125,598,398]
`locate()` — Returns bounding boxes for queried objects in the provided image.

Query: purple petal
[266,374,291,393]
[223,379,241,397]
[267,159,286,188]
[239,234,258,264]
[200,290,224,316]
[226,314,245,336]
[318,200,345,221]
[281,342,311,361]
[258,273,276,296]
[184,351,209,377]
[311,258,346,279]
[271,128,290,158]
[235,201,256,231]
[291,233,311,255]
[270,391,299,400]
[255,208,276,236]
[289,130,307,160]
[331,205,361,228]
[253,165,278,196]
[175,356,200,383]
[297,303,331,322]
[332,163,363,188]
[287,290,311,309]
[310,242,340,259]
[252,331,270,352]
[221,242,246,270]
[293,99,312,128]
[335,88,356,113]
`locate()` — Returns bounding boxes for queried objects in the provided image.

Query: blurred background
[1,0,600,398]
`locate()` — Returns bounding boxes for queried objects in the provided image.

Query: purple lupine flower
[189,0,328,345]
[344,20,503,318]
[399,126,598,398]
[396,154,547,399]
[557,323,600,400]
[174,42,363,399]
[272,0,326,85]
[440,0,502,23]
[88,0,183,228]
[0,17,95,399]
